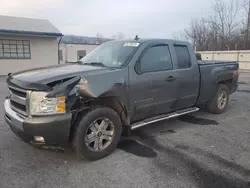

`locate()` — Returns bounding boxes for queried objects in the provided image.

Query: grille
[9,87,26,98]
[8,85,28,116]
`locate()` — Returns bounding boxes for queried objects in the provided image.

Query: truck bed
[197,60,239,104]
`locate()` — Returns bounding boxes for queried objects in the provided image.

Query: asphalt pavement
[0,73,250,188]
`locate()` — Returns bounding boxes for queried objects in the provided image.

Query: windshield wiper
[66,60,83,64]
[84,62,106,67]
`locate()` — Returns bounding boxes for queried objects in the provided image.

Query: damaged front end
[45,76,98,112]
[5,75,87,146]
[7,74,93,116]
[5,69,130,147]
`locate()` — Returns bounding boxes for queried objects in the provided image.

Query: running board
[130,107,199,130]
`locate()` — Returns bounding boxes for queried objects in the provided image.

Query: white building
[0,15,62,75]
[59,35,111,64]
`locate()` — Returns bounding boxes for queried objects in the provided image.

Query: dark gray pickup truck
[4,39,239,160]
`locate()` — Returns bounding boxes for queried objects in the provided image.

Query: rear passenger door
[172,44,200,109]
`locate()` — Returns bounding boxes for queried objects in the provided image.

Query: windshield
[80,41,140,68]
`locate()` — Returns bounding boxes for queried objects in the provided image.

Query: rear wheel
[72,107,122,160]
[206,84,229,114]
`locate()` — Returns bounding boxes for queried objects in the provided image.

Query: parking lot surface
[0,73,250,188]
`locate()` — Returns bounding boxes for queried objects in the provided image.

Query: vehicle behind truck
[4,39,239,160]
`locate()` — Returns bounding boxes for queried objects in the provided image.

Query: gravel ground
[0,73,250,188]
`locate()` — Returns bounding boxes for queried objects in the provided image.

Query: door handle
[165,76,176,82]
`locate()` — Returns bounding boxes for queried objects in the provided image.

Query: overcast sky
[0,0,213,38]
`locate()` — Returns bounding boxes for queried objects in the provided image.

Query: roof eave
[0,29,63,37]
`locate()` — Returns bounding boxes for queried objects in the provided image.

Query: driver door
[130,43,179,121]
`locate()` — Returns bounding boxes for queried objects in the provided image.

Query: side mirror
[134,60,142,74]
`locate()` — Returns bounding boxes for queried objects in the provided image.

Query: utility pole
[246,0,250,49]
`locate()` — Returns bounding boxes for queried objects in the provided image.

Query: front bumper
[4,99,72,146]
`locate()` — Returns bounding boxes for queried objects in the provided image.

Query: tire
[206,84,229,114]
[72,107,122,161]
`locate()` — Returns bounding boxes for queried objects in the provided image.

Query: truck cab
[128,40,200,121]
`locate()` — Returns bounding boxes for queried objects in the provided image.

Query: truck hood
[11,64,107,83]
[8,64,110,90]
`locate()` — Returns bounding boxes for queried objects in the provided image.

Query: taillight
[232,69,239,77]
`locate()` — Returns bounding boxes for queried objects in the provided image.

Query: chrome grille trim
[10,103,27,116]
[8,85,28,116]
[9,85,26,93]
[9,90,26,105]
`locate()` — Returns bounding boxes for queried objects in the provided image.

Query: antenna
[134,35,139,40]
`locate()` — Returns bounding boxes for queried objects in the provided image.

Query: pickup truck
[4,39,239,160]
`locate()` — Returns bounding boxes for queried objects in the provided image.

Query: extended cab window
[140,45,172,73]
[174,45,191,69]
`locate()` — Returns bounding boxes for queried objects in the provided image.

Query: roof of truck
[110,38,190,45]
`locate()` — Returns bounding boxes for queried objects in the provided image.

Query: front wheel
[72,107,122,161]
[206,84,229,114]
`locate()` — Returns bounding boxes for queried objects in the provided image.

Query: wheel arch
[69,96,130,142]
[218,79,233,91]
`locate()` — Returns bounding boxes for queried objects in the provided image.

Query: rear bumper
[4,99,72,146]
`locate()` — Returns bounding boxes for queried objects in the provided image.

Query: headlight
[29,91,66,115]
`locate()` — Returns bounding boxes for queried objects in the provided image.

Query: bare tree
[184,0,248,51]
[96,33,104,44]
[111,32,125,40]
[243,0,250,48]
[184,19,212,50]
[210,0,240,49]
[172,31,188,41]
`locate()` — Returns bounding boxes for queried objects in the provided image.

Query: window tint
[140,45,172,72]
[174,45,191,69]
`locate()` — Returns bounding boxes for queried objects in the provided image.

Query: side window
[140,45,172,73]
[174,45,191,69]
